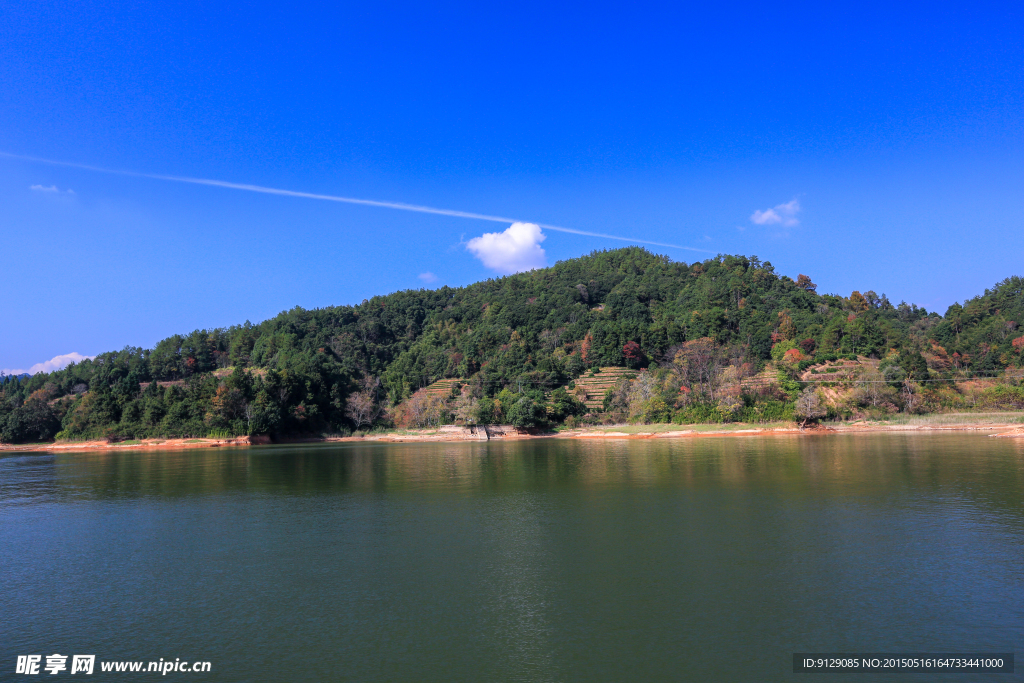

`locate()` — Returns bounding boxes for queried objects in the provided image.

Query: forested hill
[3,248,1023,442]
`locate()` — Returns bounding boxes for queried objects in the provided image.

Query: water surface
[2,434,1022,681]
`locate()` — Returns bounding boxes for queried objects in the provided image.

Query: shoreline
[3,417,1023,454]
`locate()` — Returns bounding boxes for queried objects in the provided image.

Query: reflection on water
[1,434,1022,682]
[5,434,1024,506]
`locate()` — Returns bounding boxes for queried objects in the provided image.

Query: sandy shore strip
[3,416,1024,454]
[0,435,273,453]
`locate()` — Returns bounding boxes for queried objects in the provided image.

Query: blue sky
[2,1,1023,373]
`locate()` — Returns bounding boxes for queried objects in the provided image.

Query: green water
[2,433,1022,681]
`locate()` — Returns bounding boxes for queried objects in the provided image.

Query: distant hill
[2,248,1021,442]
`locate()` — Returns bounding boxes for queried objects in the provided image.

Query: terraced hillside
[799,358,871,383]
[420,378,462,397]
[570,367,634,411]
[740,364,781,392]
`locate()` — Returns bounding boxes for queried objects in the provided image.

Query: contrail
[0,151,713,253]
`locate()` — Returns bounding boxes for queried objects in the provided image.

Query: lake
[2,433,1022,681]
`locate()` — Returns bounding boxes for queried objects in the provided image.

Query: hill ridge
[2,249,1022,442]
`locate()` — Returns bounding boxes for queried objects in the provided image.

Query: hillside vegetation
[3,248,1023,442]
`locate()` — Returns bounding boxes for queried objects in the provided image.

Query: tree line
[2,249,1022,442]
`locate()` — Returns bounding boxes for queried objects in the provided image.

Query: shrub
[673,403,732,424]
[977,385,1024,410]
[630,397,671,424]
[736,400,794,423]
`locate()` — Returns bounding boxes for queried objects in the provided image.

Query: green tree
[504,395,546,429]
[548,387,585,422]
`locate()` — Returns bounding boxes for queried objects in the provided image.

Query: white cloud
[750,199,800,227]
[2,352,95,376]
[465,222,547,274]
[30,184,74,194]
[418,272,438,284]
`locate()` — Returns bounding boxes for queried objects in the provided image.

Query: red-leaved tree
[622,341,643,368]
